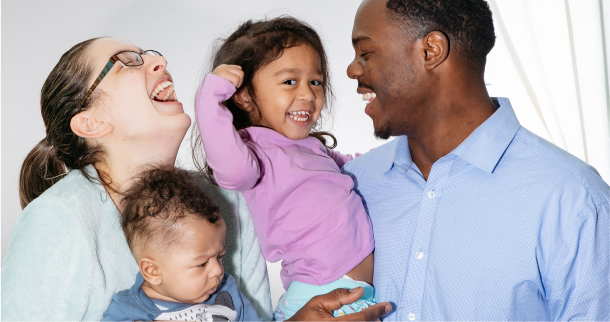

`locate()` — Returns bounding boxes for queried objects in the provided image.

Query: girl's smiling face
[244,44,324,140]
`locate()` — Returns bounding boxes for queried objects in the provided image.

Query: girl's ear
[233,89,254,112]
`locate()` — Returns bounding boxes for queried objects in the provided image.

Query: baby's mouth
[362,92,376,104]
[288,110,310,122]
[150,81,177,102]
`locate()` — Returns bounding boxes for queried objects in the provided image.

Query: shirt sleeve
[545,199,610,320]
[324,147,358,169]
[195,73,262,191]
[1,202,94,321]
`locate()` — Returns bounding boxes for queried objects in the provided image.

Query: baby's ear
[139,257,162,286]
[232,89,254,112]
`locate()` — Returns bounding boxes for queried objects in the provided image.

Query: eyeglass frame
[79,50,163,109]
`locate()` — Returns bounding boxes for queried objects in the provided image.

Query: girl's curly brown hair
[121,167,220,255]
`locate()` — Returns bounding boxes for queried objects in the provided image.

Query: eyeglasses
[79,50,163,108]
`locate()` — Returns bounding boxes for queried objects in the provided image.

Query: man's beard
[374,124,392,140]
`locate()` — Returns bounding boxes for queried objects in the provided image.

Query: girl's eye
[283,80,297,85]
[310,80,322,86]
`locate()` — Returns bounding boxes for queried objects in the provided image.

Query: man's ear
[70,110,114,139]
[422,31,449,70]
[140,258,163,286]
[232,89,254,112]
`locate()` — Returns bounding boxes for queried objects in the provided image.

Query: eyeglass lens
[115,50,162,66]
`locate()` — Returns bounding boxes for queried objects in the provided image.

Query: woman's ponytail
[19,138,68,208]
[18,37,102,209]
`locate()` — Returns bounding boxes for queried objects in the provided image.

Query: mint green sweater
[1,166,272,321]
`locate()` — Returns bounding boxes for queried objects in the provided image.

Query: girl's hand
[212,64,244,88]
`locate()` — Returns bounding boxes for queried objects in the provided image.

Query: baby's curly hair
[121,167,221,256]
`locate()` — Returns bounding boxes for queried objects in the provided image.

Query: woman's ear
[70,110,114,139]
[232,89,254,112]
[139,257,163,286]
[422,31,449,70]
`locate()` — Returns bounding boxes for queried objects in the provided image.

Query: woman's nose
[347,58,364,79]
[145,54,167,74]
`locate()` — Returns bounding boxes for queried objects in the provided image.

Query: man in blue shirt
[289,0,609,321]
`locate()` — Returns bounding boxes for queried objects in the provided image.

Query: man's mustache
[358,82,374,91]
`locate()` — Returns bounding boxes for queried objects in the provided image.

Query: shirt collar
[451,98,521,173]
[385,98,520,174]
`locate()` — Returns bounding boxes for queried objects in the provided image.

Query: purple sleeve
[324,147,359,169]
[195,74,261,191]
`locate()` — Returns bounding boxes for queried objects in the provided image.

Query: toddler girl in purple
[194,17,375,319]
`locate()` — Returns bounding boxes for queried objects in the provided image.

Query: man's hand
[212,64,244,88]
[287,287,392,321]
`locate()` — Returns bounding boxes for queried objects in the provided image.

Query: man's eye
[283,80,297,85]
[310,80,322,86]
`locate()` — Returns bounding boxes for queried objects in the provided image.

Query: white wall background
[2,0,609,307]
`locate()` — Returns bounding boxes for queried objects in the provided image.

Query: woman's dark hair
[192,16,337,183]
[19,37,107,209]
[121,167,220,254]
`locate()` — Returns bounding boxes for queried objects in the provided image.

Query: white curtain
[484,0,610,181]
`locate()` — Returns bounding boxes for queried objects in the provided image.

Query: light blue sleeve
[545,199,609,320]
[1,200,94,321]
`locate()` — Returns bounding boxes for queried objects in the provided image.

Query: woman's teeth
[362,92,376,103]
[289,111,310,122]
[150,81,175,101]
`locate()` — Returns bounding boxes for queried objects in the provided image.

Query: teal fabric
[1,165,272,321]
[278,278,375,319]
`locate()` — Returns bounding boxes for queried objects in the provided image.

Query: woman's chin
[152,99,186,116]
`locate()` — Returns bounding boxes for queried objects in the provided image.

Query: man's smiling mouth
[362,92,376,104]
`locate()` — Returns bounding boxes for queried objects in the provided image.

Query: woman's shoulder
[13,168,111,238]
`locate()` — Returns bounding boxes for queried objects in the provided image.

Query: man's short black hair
[121,167,221,255]
[386,0,496,71]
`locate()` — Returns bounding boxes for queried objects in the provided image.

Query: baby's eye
[283,80,297,85]
[199,261,208,267]
[310,80,322,86]
[218,254,225,261]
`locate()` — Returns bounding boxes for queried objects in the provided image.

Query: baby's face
[156,216,227,304]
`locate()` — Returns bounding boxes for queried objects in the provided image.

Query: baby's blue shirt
[103,273,261,322]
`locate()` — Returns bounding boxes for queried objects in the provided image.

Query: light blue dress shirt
[342,98,610,321]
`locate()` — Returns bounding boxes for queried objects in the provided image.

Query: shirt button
[416,251,424,259]
[408,313,416,320]
[427,191,435,198]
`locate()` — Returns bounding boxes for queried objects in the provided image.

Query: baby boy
[103,168,261,322]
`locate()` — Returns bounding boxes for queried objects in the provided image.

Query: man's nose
[347,58,364,79]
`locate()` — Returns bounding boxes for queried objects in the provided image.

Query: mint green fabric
[278,278,375,319]
[1,165,272,321]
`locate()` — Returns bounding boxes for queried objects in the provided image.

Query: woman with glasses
[1,37,272,321]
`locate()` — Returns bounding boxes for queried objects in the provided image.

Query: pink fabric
[196,74,374,289]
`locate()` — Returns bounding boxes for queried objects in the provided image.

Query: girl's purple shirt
[196,74,375,289]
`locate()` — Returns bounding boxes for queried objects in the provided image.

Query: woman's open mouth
[150,81,177,102]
